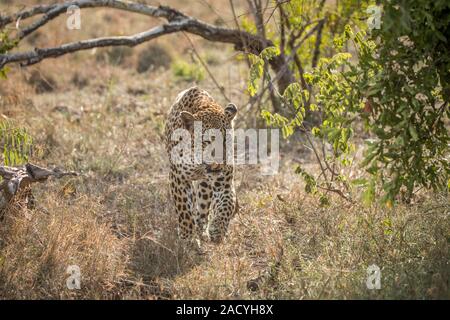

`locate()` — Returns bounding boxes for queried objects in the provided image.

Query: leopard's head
[180,103,237,173]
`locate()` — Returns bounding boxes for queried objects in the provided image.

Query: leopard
[164,86,238,243]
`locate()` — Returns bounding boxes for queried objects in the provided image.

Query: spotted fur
[164,87,237,243]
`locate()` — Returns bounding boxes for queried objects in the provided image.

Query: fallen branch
[0,163,77,210]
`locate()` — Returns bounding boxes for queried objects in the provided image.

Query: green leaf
[408,126,419,141]
[311,127,320,136]
[247,54,264,96]
[362,178,376,206]
[260,46,280,61]
[283,83,303,109]
[309,103,318,111]
[351,178,368,187]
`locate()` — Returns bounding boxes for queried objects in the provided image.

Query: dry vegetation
[0,0,448,299]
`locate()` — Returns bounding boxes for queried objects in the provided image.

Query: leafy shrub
[360,0,450,203]
[0,121,33,166]
[171,60,204,82]
[253,0,449,204]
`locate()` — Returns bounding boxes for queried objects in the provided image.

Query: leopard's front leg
[195,179,212,238]
[169,170,196,240]
[207,168,237,243]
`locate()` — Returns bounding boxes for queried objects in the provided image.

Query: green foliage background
[251,0,449,204]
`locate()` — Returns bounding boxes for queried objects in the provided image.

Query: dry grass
[0,194,129,299]
[170,177,449,300]
[0,0,449,300]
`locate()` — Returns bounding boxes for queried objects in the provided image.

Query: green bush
[171,60,205,82]
[0,121,33,166]
[252,0,449,204]
[361,0,450,203]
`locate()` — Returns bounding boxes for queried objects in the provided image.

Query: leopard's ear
[225,103,237,120]
[180,111,195,131]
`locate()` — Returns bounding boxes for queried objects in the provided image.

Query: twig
[229,0,251,67]
[197,0,231,28]
[182,32,231,103]
[278,1,287,56]
[301,127,328,184]
[317,185,354,203]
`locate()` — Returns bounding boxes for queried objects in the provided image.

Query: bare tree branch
[1,25,175,68]
[278,1,287,57]
[0,1,294,93]
[311,18,326,68]
[0,0,180,30]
